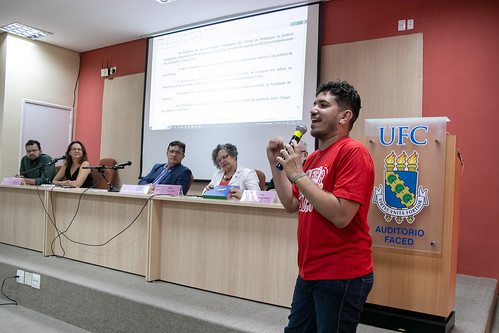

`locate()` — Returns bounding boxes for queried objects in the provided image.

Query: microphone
[276,124,308,170]
[51,155,66,163]
[114,161,132,168]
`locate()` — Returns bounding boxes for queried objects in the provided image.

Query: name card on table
[154,184,182,197]
[120,184,151,195]
[1,178,24,186]
[240,190,276,203]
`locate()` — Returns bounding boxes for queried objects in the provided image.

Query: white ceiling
[0,0,318,53]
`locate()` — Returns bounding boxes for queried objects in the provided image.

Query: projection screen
[142,3,320,181]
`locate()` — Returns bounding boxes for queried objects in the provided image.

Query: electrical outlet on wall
[24,271,33,286]
[32,273,41,289]
[398,19,406,31]
[407,19,414,30]
[16,269,24,283]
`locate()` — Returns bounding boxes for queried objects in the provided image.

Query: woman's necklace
[223,164,236,181]
[223,170,234,181]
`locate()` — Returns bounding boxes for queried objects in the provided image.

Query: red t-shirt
[292,137,374,280]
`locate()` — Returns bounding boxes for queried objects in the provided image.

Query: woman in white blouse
[203,143,260,199]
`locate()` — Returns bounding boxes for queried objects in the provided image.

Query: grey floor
[1,287,497,333]
[0,241,497,332]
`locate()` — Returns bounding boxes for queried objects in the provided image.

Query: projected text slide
[149,10,307,130]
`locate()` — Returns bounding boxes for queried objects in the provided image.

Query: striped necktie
[152,166,169,186]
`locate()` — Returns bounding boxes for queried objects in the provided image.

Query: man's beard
[311,114,338,140]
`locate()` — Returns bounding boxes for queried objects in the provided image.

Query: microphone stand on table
[83,161,131,192]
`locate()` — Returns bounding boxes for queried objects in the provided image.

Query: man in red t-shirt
[266,80,374,332]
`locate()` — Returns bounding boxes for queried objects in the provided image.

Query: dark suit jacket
[138,163,192,194]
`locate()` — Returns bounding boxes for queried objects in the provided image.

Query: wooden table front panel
[0,185,46,251]
[45,189,150,276]
[149,198,298,307]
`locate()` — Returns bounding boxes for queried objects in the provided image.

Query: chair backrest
[254,169,266,191]
[188,173,194,192]
[92,158,117,189]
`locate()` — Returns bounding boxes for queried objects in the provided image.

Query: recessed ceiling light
[0,22,52,40]
[155,0,177,3]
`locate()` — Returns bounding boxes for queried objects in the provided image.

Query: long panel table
[0,185,298,307]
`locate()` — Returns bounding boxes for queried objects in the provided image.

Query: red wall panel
[76,39,147,165]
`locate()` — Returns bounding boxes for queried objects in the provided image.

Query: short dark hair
[25,139,41,150]
[168,141,186,154]
[211,143,238,168]
[316,80,361,130]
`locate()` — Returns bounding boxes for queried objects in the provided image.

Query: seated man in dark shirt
[139,140,192,194]
[16,139,57,185]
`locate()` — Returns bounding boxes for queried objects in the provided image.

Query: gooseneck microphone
[51,156,66,163]
[114,161,132,168]
[276,124,307,170]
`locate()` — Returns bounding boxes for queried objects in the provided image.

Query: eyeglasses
[217,154,230,164]
[168,149,184,155]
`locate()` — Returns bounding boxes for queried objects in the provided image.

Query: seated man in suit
[139,140,192,194]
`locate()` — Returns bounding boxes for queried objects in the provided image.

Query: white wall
[0,34,7,153]
[0,33,80,178]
